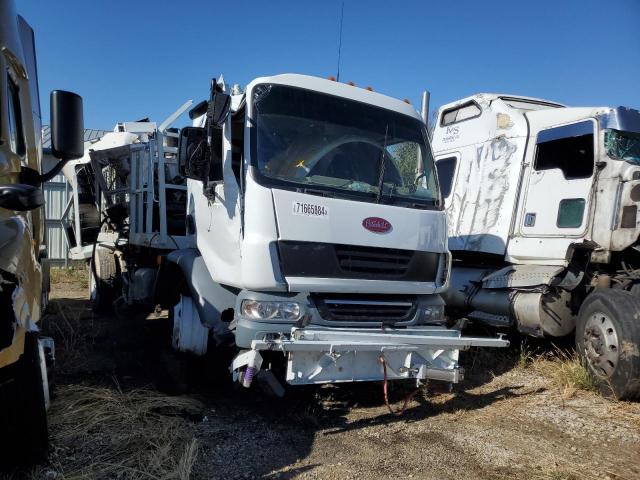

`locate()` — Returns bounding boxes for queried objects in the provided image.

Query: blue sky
[20,0,640,130]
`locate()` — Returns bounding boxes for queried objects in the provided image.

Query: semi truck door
[192,115,243,286]
[520,120,596,237]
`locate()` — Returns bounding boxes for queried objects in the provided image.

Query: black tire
[146,303,189,394]
[576,290,640,400]
[0,334,49,467]
[89,246,119,312]
[41,259,50,314]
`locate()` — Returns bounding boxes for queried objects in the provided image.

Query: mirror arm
[38,158,69,183]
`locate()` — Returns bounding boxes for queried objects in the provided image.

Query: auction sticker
[292,201,329,219]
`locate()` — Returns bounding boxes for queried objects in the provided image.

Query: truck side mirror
[178,127,209,181]
[36,91,84,184]
[0,184,44,211]
[209,91,231,127]
[50,90,84,160]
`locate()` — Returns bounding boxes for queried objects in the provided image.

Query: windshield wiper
[296,187,337,198]
[375,125,389,204]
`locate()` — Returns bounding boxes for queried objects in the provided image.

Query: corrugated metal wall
[41,127,110,265]
[43,155,70,265]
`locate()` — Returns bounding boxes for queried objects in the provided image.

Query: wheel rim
[583,311,620,378]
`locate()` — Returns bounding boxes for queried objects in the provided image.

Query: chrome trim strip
[322,299,413,307]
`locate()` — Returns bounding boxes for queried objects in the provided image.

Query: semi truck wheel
[147,295,192,394]
[0,333,49,466]
[576,290,640,400]
[41,259,50,314]
[89,246,118,312]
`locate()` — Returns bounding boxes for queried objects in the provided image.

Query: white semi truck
[431,93,640,399]
[63,75,507,394]
[0,0,84,465]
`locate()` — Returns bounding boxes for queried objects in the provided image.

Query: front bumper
[231,325,509,386]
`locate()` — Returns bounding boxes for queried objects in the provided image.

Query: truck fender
[0,216,43,366]
[163,248,236,339]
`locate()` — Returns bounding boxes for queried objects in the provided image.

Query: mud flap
[232,326,509,386]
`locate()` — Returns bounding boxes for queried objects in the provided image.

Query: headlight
[241,300,301,321]
[423,305,445,323]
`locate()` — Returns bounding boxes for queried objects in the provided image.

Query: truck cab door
[191,114,243,286]
[518,120,596,239]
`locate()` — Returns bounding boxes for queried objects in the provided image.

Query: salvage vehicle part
[432,93,640,399]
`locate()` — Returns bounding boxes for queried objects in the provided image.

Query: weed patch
[531,348,597,398]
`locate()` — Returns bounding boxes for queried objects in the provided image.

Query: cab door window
[435,156,457,198]
[534,120,594,179]
[7,75,26,156]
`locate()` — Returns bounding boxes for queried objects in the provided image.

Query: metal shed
[42,126,109,265]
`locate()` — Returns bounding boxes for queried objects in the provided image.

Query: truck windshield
[605,129,640,165]
[251,83,440,208]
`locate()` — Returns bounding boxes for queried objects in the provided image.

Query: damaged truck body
[0,0,83,466]
[62,74,507,394]
[432,93,640,399]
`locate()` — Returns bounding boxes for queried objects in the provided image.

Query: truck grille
[277,241,440,282]
[335,245,413,277]
[314,294,417,324]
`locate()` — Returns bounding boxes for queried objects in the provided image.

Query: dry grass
[42,297,96,374]
[530,347,597,399]
[40,384,204,479]
[510,339,596,399]
[50,267,89,290]
[516,340,537,370]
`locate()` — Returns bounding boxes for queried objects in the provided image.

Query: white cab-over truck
[0,0,84,465]
[431,93,640,399]
[64,75,507,393]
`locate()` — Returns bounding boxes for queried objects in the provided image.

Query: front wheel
[576,290,640,400]
[89,246,119,312]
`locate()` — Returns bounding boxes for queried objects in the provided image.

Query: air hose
[378,355,420,416]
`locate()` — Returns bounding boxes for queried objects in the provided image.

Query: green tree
[387,142,418,186]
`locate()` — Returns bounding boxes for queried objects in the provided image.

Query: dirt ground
[9,271,640,480]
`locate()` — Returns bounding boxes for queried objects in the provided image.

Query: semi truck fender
[163,248,236,339]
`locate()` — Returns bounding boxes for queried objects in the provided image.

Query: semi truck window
[435,156,457,198]
[534,121,594,179]
[7,76,26,156]
[557,198,585,228]
[440,102,481,126]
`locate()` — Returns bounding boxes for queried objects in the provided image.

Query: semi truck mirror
[50,90,84,160]
[0,184,44,211]
[209,91,231,127]
[178,127,209,182]
[206,77,231,128]
[37,90,85,184]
